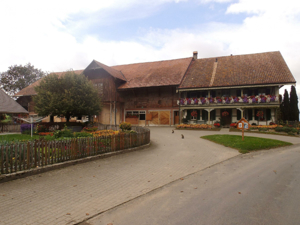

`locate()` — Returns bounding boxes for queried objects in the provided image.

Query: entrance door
[174,111,179,125]
[221,109,232,126]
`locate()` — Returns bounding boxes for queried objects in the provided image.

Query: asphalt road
[84,144,300,225]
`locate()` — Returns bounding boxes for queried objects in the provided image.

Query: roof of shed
[179,51,296,89]
[0,89,28,114]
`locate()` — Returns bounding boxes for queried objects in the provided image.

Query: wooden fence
[0,123,21,133]
[0,128,150,175]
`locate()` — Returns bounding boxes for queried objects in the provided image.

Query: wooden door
[174,111,179,124]
[149,112,159,125]
[159,111,170,125]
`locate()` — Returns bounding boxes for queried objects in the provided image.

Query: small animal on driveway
[181,134,184,139]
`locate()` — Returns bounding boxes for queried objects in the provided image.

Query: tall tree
[33,71,102,122]
[289,85,299,121]
[282,89,290,121]
[0,63,46,96]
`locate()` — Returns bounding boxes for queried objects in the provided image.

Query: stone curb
[0,142,151,184]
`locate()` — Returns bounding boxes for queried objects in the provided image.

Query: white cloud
[0,0,300,111]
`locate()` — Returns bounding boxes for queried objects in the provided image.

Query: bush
[275,127,297,134]
[36,124,49,132]
[21,124,34,133]
[251,123,257,126]
[119,122,131,131]
[82,126,98,132]
[74,132,93,138]
[53,125,74,138]
[258,128,268,132]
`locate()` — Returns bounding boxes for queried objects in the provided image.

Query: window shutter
[186,110,191,120]
[237,110,241,120]
[267,109,271,120]
[248,109,253,120]
[255,109,258,120]
[197,110,201,120]
[211,110,216,120]
[202,110,208,120]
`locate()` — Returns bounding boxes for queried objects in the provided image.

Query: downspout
[178,88,181,124]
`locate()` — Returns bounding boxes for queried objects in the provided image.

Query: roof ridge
[112,57,193,68]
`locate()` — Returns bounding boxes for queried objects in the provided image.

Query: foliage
[222,111,229,117]
[290,86,299,121]
[214,122,220,127]
[176,124,212,129]
[38,132,54,136]
[0,63,46,96]
[256,111,264,118]
[33,71,102,121]
[90,130,119,137]
[121,130,137,134]
[20,124,35,133]
[201,135,292,154]
[275,126,298,134]
[191,111,197,117]
[282,89,290,121]
[74,132,93,138]
[36,124,49,132]
[82,126,98,132]
[230,123,237,128]
[53,125,74,138]
[119,122,131,131]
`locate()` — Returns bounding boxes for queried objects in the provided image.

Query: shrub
[74,132,93,138]
[21,124,34,133]
[269,122,276,125]
[53,125,74,138]
[230,123,237,128]
[258,128,268,132]
[214,122,221,127]
[36,124,49,132]
[119,122,131,131]
[82,126,98,132]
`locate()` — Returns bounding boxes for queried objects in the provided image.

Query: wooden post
[242,122,244,141]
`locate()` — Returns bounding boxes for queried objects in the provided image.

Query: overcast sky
[0,0,299,99]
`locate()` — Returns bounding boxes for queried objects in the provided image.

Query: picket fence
[0,128,150,175]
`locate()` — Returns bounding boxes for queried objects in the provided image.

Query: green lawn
[0,134,40,143]
[201,135,293,154]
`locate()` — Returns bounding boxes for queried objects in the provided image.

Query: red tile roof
[179,51,296,89]
[113,57,192,89]
[14,70,83,96]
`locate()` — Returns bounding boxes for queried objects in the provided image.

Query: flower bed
[38,132,54,136]
[89,130,120,137]
[251,125,282,129]
[176,124,212,129]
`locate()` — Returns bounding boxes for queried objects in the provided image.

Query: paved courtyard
[0,128,299,225]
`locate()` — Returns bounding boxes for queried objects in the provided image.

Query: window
[139,111,146,120]
[93,82,103,95]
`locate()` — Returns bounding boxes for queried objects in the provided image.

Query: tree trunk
[50,115,54,122]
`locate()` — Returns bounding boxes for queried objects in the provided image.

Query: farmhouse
[15,51,296,126]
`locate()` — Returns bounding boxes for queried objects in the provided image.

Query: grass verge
[201,134,293,154]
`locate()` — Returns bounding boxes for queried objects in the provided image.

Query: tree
[281,89,290,121]
[290,85,299,121]
[33,71,102,122]
[0,63,46,96]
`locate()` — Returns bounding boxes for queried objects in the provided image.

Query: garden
[0,122,150,175]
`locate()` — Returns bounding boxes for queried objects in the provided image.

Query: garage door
[148,111,170,125]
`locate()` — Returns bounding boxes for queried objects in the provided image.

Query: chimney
[193,51,198,60]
